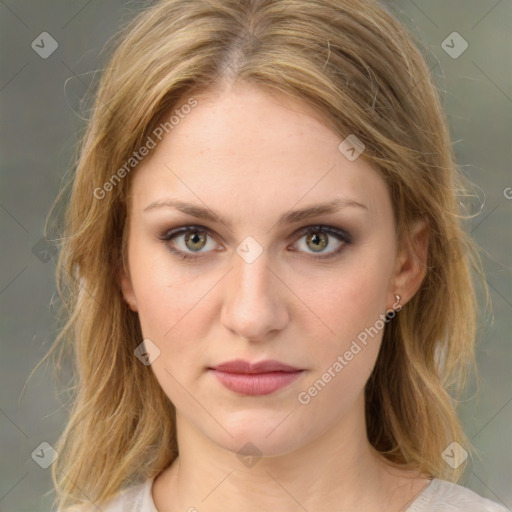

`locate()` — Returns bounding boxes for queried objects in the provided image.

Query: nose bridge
[221,247,288,339]
[235,249,272,298]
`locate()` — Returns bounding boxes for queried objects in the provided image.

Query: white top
[89,477,510,512]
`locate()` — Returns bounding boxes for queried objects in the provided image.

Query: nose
[220,250,289,341]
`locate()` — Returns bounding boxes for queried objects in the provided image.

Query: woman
[42,0,509,510]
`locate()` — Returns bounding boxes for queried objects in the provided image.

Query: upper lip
[209,359,301,374]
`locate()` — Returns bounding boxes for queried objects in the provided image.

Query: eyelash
[158,224,352,263]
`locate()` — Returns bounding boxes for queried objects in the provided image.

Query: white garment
[81,477,510,511]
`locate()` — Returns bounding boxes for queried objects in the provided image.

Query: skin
[119,81,430,512]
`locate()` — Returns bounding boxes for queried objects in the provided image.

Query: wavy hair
[33,0,488,509]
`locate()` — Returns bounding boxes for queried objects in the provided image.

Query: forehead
[127,83,390,220]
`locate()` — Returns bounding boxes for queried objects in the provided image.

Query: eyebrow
[143,197,368,228]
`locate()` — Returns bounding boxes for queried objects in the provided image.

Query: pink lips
[208,359,304,396]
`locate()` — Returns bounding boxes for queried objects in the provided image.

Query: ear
[389,218,429,308]
[118,263,138,312]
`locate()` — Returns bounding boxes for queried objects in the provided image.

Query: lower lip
[209,369,303,396]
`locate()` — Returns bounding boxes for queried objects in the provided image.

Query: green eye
[159,224,352,262]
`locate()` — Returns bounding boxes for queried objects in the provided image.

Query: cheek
[295,244,394,398]
[294,265,390,425]
[307,256,392,343]
[128,243,200,337]
[128,246,220,384]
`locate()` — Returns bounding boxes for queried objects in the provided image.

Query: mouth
[207,359,304,396]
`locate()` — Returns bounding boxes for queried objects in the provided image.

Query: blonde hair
[35,0,489,509]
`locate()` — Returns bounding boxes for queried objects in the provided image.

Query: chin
[220,432,303,461]
[202,412,308,459]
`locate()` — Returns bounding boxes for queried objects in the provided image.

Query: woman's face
[119,82,420,457]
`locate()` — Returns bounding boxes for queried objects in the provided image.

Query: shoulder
[407,478,510,512]
[63,478,155,512]
[101,478,156,512]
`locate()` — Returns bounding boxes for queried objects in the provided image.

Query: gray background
[0,1,510,511]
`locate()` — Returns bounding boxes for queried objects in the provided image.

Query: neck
[152,393,425,512]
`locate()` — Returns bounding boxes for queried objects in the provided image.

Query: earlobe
[391,219,429,307]
[118,265,138,312]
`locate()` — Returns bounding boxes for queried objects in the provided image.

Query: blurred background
[0,1,510,510]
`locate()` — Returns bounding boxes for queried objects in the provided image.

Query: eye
[158,225,220,261]
[158,224,352,262]
[290,225,351,260]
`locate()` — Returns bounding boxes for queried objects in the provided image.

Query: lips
[208,359,304,396]
[211,359,301,374]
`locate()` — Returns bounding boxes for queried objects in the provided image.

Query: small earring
[385,294,402,321]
